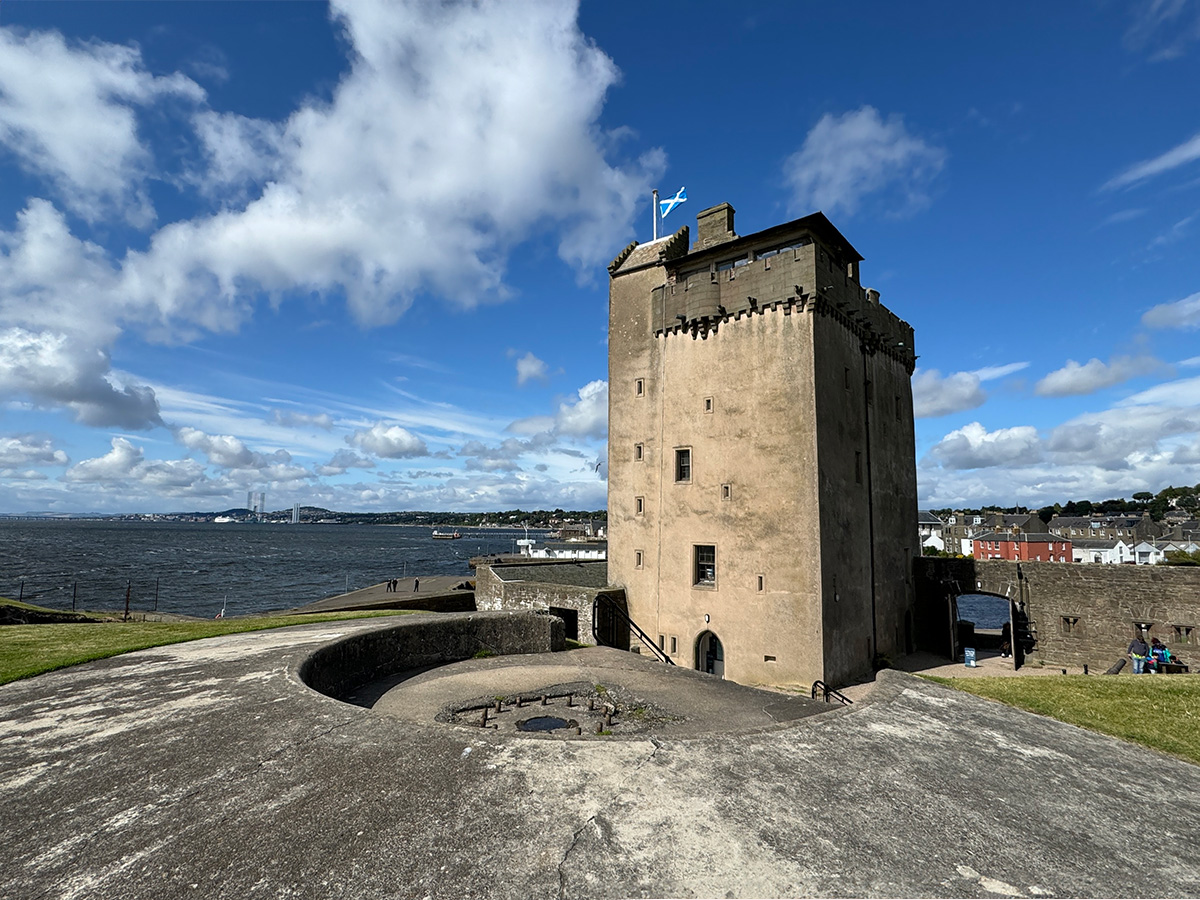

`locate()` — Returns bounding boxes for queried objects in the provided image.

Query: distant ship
[432,530,462,540]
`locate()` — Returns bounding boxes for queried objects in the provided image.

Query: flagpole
[652,189,659,240]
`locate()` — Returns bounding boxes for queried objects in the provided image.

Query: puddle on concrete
[517,716,576,733]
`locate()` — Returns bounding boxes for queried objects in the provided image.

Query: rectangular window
[634,442,643,461]
[1174,625,1194,644]
[635,496,644,516]
[764,655,777,662]
[855,451,863,485]
[693,544,716,586]
[674,447,691,483]
[670,636,678,654]
[704,396,714,413]
[865,380,873,405]
[721,483,731,501]
[757,574,764,592]
[1061,616,1079,635]
[635,550,643,569]
[844,367,851,390]
[635,378,644,397]
[658,634,665,650]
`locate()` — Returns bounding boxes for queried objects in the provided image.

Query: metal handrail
[593,594,675,665]
[810,680,853,705]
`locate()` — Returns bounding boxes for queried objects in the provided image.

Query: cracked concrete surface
[3,613,1199,899]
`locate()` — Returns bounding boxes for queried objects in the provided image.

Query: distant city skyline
[1,1,1199,514]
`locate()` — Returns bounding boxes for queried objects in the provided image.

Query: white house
[1071,538,1132,565]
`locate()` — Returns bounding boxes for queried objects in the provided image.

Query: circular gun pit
[361,646,832,739]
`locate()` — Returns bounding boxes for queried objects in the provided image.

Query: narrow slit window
[704,397,714,414]
[757,574,764,592]
[635,378,644,397]
[634,442,643,462]
[855,451,863,485]
[635,550,643,569]
[635,496,644,516]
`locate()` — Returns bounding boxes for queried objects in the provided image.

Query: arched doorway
[695,631,725,678]
[952,592,1030,669]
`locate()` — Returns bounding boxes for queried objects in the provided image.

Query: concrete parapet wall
[915,557,1200,668]
[296,611,565,700]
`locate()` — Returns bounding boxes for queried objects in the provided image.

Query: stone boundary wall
[296,611,565,701]
[915,558,1200,669]
[475,565,607,643]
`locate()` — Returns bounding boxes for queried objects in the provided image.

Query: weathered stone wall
[915,557,1200,668]
[296,611,565,700]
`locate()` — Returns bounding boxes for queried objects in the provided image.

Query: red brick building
[973,532,1072,562]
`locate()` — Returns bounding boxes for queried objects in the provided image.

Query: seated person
[1150,638,1172,672]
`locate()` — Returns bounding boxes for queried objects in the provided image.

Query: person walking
[413,577,420,592]
[1128,633,1150,674]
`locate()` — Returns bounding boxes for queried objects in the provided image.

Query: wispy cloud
[784,106,946,217]
[1103,131,1200,191]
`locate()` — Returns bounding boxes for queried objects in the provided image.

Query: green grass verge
[0,605,418,686]
[925,673,1200,766]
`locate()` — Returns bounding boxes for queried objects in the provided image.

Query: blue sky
[1,0,1199,514]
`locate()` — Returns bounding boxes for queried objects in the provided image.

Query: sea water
[0,519,546,618]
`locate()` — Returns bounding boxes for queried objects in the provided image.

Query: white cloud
[0,327,161,429]
[783,106,945,217]
[0,28,203,225]
[0,3,664,429]
[65,436,202,487]
[515,351,548,386]
[1143,291,1200,329]
[912,369,986,418]
[0,434,68,468]
[346,422,428,459]
[1035,355,1163,397]
[114,0,663,332]
[315,449,376,477]
[1103,131,1200,191]
[175,426,297,473]
[925,422,1042,470]
[545,379,608,439]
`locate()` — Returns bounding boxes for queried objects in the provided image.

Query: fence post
[18,580,23,602]
[124,581,131,622]
[154,578,159,612]
[72,581,77,611]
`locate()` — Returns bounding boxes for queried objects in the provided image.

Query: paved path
[286,574,472,614]
[2,615,1199,899]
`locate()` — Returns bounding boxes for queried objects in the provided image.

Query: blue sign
[964,647,977,667]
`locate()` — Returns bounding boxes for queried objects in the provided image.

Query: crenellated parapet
[647,230,916,373]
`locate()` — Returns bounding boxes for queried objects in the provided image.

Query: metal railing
[592,594,675,665]
[810,680,853,705]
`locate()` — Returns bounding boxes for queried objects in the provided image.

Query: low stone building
[473,561,614,644]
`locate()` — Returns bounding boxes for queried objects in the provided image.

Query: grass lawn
[925,673,1200,766]
[0,599,418,686]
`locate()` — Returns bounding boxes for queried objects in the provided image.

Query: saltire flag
[659,187,687,218]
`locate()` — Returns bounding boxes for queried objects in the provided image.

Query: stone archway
[695,630,725,678]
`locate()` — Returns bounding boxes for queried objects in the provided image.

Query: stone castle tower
[606,203,918,689]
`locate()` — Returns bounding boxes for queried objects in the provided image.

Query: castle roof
[667,210,864,270]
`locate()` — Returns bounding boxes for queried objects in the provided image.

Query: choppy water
[0,520,546,618]
[955,593,1011,629]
